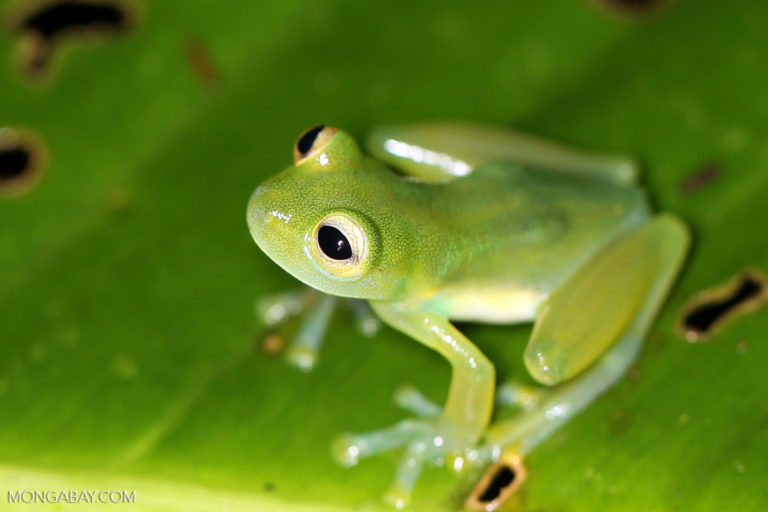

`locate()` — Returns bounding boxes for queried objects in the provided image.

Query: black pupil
[318,225,352,260]
[297,125,324,155]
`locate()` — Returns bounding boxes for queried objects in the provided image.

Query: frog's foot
[393,385,441,418]
[256,290,379,371]
[256,289,333,371]
[333,387,486,508]
[333,419,481,508]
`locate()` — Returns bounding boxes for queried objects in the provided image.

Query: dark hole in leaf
[466,453,527,511]
[477,465,516,503]
[595,0,671,16]
[11,0,137,79]
[0,147,31,182]
[22,1,127,40]
[0,128,47,198]
[681,270,767,342]
[608,0,659,8]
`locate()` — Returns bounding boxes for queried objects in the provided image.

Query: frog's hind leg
[367,122,638,185]
[481,214,689,458]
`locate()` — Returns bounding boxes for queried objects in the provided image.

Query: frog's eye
[293,125,339,164]
[311,214,367,277]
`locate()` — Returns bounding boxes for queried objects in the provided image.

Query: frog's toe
[350,299,381,337]
[382,443,428,509]
[255,289,310,327]
[285,344,318,371]
[393,385,441,418]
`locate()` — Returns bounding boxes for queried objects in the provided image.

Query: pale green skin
[247,123,690,507]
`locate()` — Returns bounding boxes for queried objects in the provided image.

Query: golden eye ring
[310,213,368,278]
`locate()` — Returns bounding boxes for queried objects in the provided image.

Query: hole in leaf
[680,269,768,342]
[478,465,515,503]
[10,0,139,80]
[24,1,127,38]
[608,0,660,8]
[0,128,48,198]
[0,148,30,181]
[592,0,671,17]
[465,453,527,511]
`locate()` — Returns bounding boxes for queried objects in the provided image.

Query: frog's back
[421,162,650,322]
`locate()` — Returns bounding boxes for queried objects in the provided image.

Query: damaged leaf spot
[591,0,671,18]
[9,0,139,80]
[0,127,48,198]
[680,161,722,195]
[261,334,284,355]
[465,452,526,511]
[184,36,221,91]
[680,269,767,342]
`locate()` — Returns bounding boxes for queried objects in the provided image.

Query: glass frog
[246,123,689,508]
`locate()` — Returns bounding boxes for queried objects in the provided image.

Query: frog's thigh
[524,214,690,386]
[366,122,637,184]
[484,214,688,456]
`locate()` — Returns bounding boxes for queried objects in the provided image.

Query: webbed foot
[333,386,488,508]
[256,289,380,371]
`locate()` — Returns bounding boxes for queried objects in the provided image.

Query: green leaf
[1,0,766,510]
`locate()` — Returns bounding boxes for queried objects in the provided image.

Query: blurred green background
[1,0,767,510]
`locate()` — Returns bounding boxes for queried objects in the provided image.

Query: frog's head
[247,126,411,301]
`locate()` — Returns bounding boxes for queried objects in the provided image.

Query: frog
[246,122,690,508]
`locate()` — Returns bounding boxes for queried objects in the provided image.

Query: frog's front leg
[334,302,495,507]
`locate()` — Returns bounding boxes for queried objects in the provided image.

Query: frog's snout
[248,186,278,234]
[247,185,273,240]
[247,183,301,257]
